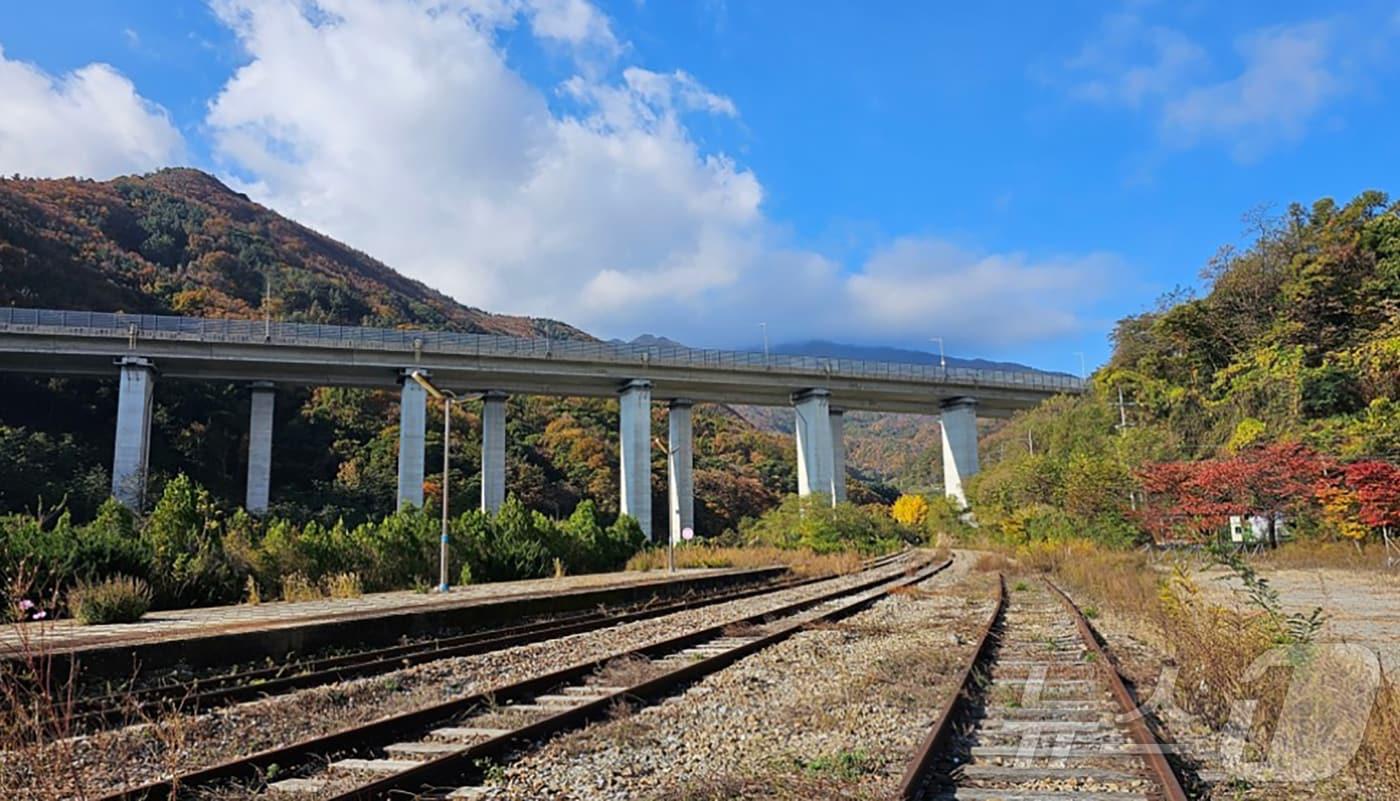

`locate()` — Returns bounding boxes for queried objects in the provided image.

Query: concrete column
[829,407,847,503]
[667,399,695,544]
[397,372,428,510]
[618,379,653,540]
[941,397,980,508]
[793,389,835,505]
[245,381,275,514]
[480,391,507,513]
[111,357,156,510]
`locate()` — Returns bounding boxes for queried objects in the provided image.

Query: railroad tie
[266,777,328,795]
[384,740,464,757]
[430,726,515,741]
[327,757,422,774]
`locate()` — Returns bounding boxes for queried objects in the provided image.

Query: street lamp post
[759,322,769,360]
[410,370,458,593]
[930,337,946,373]
[653,435,676,574]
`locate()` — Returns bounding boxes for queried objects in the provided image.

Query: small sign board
[681,527,694,541]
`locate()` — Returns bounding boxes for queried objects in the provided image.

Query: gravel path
[484,564,996,800]
[0,560,923,800]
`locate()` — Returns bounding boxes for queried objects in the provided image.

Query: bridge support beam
[829,407,847,503]
[941,397,979,508]
[245,381,275,514]
[793,389,836,506]
[619,380,653,540]
[111,357,156,510]
[397,372,428,510]
[480,391,507,513]
[667,399,695,544]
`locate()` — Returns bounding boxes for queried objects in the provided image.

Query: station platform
[0,565,786,681]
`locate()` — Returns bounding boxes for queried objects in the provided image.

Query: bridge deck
[0,307,1082,416]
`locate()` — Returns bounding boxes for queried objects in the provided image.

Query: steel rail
[1044,577,1190,801]
[65,569,824,731]
[896,573,1006,800]
[96,554,940,801]
[321,557,954,801]
[897,573,1189,801]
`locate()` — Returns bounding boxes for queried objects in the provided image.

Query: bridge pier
[480,391,507,513]
[111,356,156,510]
[397,372,428,510]
[940,397,979,507]
[829,407,847,503]
[793,389,836,505]
[667,399,695,543]
[619,380,653,540]
[245,381,275,514]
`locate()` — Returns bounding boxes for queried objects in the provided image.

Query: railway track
[900,575,1188,801]
[98,552,943,801]
[59,552,905,734]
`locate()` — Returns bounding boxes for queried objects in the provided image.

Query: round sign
[681,527,695,541]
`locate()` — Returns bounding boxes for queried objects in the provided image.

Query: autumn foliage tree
[1342,460,1400,550]
[1136,443,1328,545]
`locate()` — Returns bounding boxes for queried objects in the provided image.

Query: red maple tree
[1344,460,1400,538]
[1136,442,1329,545]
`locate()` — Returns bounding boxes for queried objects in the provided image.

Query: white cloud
[0,45,184,179]
[1161,23,1340,161]
[1065,13,1207,107]
[1054,9,1389,162]
[843,239,1116,346]
[206,0,1108,351]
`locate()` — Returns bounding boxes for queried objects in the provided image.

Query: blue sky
[2,1,1398,376]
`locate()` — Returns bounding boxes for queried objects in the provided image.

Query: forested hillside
[0,169,817,533]
[968,192,1400,545]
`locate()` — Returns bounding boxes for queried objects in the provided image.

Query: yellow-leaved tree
[891,494,930,528]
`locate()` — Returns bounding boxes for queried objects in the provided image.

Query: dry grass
[1023,538,1400,798]
[625,546,864,577]
[593,654,663,687]
[1255,540,1398,572]
[970,551,1017,573]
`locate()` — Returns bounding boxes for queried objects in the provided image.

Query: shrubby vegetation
[729,494,920,555]
[1,474,644,617]
[963,191,1400,551]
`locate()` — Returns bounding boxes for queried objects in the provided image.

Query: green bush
[68,575,153,624]
[2,476,648,613]
[739,494,913,555]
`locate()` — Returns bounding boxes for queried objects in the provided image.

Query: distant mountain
[611,334,689,349]
[767,340,1062,374]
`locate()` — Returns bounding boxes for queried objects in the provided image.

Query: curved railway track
[900,575,1188,801]
[59,552,905,734]
[97,552,942,801]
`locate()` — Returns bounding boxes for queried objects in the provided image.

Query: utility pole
[1115,385,1139,511]
[263,271,272,342]
[759,322,769,359]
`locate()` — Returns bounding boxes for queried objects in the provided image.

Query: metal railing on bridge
[0,307,1085,394]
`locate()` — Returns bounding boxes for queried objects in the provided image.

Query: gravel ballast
[484,565,997,800]
[1,560,925,799]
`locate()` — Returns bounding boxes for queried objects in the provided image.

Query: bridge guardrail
[0,307,1085,394]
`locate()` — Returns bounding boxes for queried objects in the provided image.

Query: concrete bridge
[0,307,1084,540]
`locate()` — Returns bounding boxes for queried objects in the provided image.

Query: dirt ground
[1194,564,1400,673]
